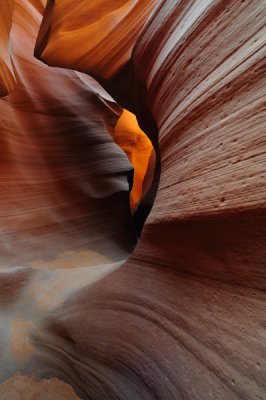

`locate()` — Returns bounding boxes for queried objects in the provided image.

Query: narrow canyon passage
[0,2,158,398]
[0,1,265,399]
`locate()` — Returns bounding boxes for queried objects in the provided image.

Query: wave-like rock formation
[1,0,266,399]
[0,0,138,268]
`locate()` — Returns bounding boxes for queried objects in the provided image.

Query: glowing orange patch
[114,110,153,212]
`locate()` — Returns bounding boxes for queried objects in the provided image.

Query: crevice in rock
[98,61,161,237]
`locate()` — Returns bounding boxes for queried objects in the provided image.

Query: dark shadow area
[97,60,161,237]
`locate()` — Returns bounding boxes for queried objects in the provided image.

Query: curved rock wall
[0,1,137,389]
[0,1,265,399]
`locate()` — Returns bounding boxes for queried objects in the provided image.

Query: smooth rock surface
[35,0,159,79]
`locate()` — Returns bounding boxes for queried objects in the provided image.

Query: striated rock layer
[1,0,266,400]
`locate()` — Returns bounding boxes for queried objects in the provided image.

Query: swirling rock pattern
[1,0,266,399]
[1,0,136,269]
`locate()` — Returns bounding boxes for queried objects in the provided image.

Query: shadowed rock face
[1,0,266,399]
[1,0,137,268]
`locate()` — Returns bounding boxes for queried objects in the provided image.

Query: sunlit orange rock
[72,74,154,212]
[0,0,16,96]
[114,109,154,211]
[35,0,159,79]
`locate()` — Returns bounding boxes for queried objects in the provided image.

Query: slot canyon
[0,1,265,399]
